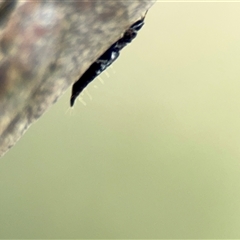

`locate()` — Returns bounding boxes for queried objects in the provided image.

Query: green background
[1,2,240,238]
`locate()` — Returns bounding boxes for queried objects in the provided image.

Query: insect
[70,15,146,107]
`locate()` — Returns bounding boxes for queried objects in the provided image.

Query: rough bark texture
[0,0,155,158]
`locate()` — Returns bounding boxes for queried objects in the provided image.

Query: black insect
[70,16,146,107]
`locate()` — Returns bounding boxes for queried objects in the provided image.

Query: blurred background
[1,2,240,238]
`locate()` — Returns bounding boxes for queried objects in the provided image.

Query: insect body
[70,46,119,106]
[70,16,145,107]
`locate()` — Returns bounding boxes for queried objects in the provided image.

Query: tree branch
[0,0,155,158]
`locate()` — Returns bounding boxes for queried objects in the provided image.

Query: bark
[0,0,155,158]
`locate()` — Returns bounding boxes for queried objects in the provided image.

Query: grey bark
[0,0,155,158]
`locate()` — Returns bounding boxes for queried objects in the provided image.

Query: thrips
[70,15,146,107]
